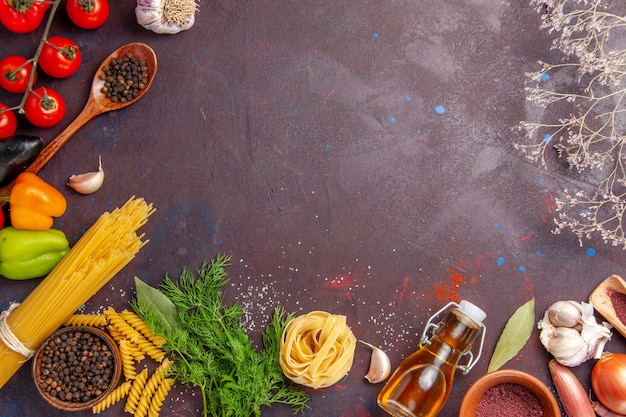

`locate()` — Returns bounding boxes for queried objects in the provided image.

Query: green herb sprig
[131,254,309,417]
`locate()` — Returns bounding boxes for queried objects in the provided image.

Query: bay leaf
[487,297,535,372]
[134,276,180,333]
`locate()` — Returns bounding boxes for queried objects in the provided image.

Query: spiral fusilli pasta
[124,368,149,414]
[135,337,166,362]
[105,307,144,343]
[134,359,171,417]
[91,380,132,414]
[147,378,174,417]
[119,339,137,380]
[64,314,108,327]
[120,309,167,347]
[107,325,126,342]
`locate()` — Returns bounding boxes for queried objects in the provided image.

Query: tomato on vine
[0,104,17,139]
[24,87,66,128]
[0,0,48,33]
[66,0,109,30]
[39,36,82,78]
[0,55,36,94]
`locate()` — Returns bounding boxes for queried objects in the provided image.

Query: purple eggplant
[0,135,43,187]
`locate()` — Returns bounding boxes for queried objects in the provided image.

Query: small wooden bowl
[32,326,122,412]
[459,369,560,417]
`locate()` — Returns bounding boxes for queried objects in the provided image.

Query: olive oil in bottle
[377,300,486,417]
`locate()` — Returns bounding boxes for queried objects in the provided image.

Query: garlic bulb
[136,0,198,34]
[68,156,104,194]
[538,300,612,367]
[360,341,391,384]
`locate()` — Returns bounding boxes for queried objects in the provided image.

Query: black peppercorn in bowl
[459,369,560,417]
[32,326,122,411]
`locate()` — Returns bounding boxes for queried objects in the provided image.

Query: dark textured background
[1,1,625,416]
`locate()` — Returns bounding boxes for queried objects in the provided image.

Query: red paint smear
[449,271,463,285]
[520,234,533,241]
[326,273,356,290]
[434,284,448,301]
[540,192,557,222]
[469,254,486,284]
[394,276,411,302]
[523,275,534,296]
[433,268,466,302]
[338,403,374,417]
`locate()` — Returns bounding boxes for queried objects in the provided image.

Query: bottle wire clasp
[420,301,487,375]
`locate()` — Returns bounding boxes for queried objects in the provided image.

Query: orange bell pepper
[9,172,67,230]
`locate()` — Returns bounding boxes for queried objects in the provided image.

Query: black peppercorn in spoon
[0,42,157,197]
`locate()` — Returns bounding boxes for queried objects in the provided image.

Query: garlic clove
[547,300,584,328]
[360,340,391,384]
[543,326,589,367]
[68,156,104,194]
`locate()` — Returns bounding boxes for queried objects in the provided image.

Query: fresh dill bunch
[131,254,309,417]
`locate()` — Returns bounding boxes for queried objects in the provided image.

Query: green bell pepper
[0,227,70,280]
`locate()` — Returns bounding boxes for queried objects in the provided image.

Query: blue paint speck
[494,223,499,229]
[389,117,396,123]
[324,143,331,150]
[541,72,550,82]
[587,248,596,257]
[372,33,379,40]
[497,257,505,266]
[538,178,545,185]
[435,105,446,115]
[542,133,553,143]
[518,266,526,272]
[536,251,541,256]
[493,77,500,82]
[406,96,412,101]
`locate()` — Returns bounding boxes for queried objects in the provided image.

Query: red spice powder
[608,288,626,324]
[476,383,543,417]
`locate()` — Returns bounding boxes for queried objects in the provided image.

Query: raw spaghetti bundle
[0,197,154,390]
[279,311,356,389]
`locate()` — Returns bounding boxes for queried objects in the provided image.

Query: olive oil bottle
[378,300,486,417]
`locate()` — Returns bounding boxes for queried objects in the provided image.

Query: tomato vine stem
[0,0,60,116]
[16,0,61,114]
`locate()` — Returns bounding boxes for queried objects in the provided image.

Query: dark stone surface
[1,1,625,416]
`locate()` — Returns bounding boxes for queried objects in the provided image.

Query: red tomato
[0,0,47,33]
[66,0,109,30]
[24,88,66,128]
[0,55,36,94]
[39,37,82,78]
[0,104,17,139]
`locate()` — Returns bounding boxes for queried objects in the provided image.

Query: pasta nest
[279,311,356,389]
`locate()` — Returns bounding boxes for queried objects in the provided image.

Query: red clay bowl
[32,326,122,412]
[459,369,560,417]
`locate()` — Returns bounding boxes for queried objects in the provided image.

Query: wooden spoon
[589,274,626,338]
[0,42,157,196]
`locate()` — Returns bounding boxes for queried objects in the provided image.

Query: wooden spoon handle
[29,102,103,175]
[0,101,103,197]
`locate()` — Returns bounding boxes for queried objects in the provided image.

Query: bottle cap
[459,300,486,325]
